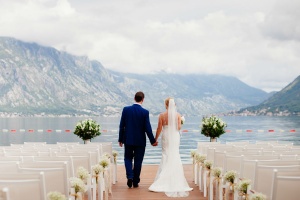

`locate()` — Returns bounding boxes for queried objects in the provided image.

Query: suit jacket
[118,104,156,146]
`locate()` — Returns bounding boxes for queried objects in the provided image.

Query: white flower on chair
[47,191,66,200]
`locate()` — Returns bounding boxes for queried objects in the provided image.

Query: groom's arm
[144,110,156,145]
[118,108,126,146]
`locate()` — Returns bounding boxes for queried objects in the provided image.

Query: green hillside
[240,75,300,115]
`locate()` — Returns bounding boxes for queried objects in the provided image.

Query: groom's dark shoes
[133,183,139,188]
[127,179,133,188]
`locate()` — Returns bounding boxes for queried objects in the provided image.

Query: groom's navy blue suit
[118,103,156,185]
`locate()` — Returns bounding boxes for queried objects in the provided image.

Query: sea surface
[0,116,299,164]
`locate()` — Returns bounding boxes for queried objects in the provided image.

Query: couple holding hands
[118,91,192,197]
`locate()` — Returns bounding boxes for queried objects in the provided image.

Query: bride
[149,98,193,197]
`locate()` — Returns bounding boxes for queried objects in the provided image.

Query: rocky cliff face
[0,37,269,116]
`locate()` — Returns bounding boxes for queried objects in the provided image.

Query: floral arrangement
[92,164,104,175]
[112,150,119,163]
[91,164,103,184]
[99,157,110,168]
[181,116,185,125]
[212,167,222,178]
[200,115,227,139]
[204,160,213,169]
[69,177,87,193]
[236,179,251,194]
[190,150,197,158]
[195,153,206,164]
[224,170,237,184]
[103,152,111,160]
[77,166,90,182]
[250,193,267,200]
[73,119,101,140]
[47,191,66,200]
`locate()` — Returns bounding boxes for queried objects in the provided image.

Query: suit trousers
[124,144,146,184]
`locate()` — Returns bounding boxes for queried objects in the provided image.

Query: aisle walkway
[109,164,206,200]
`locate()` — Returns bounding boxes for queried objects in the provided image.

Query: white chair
[0,161,20,173]
[241,159,300,181]
[23,142,46,146]
[18,162,69,196]
[197,142,221,155]
[0,187,9,200]
[253,164,300,198]
[33,156,75,176]
[226,141,250,145]
[55,153,91,173]
[271,170,300,200]
[0,172,46,200]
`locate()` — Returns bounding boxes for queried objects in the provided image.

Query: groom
[118,91,158,188]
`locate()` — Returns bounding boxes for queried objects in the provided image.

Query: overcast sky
[1,0,300,92]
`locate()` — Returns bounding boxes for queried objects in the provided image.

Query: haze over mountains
[0,37,274,116]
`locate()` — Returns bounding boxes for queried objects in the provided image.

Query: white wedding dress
[149,99,193,197]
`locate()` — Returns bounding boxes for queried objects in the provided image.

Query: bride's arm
[177,113,182,130]
[155,114,163,141]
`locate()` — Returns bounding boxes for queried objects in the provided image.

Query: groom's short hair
[135,91,145,102]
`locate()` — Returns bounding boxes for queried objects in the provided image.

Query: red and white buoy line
[0,129,297,133]
[0,129,110,133]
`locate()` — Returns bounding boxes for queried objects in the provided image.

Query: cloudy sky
[1,0,300,92]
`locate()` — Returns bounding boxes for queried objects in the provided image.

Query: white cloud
[0,0,300,92]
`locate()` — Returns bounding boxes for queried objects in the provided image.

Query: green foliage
[73,119,101,140]
[200,115,227,138]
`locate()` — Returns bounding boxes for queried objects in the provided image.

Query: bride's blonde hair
[164,97,173,109]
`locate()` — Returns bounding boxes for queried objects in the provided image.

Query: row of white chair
[0,142,115,200]
[194,141,300,200]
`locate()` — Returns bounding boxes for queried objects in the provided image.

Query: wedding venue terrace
[1,140,300,200]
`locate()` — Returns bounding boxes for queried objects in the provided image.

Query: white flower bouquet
[76,166,90,182]
[236,179,251,194]
[195,153,206,164]
[91,164,103,184]
[47,191,66,200]
[73,119,101,140]
[212,167,222,178]
[181,116,185,125]
[69,177,87,193]
[103,152,111,159]
[250,193,267,200]
[200,115,227,139]
[204,160,213,169]
[224,170,237,184]
[92,164,104,175]
[99,157,110,168]
[112,150,119,163]
[190,150,197,158]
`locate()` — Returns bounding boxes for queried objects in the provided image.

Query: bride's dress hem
[148,188,193,198]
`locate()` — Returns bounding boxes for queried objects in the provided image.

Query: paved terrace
[108,164,206,200]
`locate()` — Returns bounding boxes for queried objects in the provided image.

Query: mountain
[238,75,300,116]
[0,37,269,116]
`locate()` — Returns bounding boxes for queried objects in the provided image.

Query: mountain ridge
[0,36,270,116]
[238,75,300,115]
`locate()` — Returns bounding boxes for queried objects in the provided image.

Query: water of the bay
[0,116,299,164]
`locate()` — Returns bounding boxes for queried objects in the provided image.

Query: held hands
[119,142,123,147]
[152,141,158,146]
